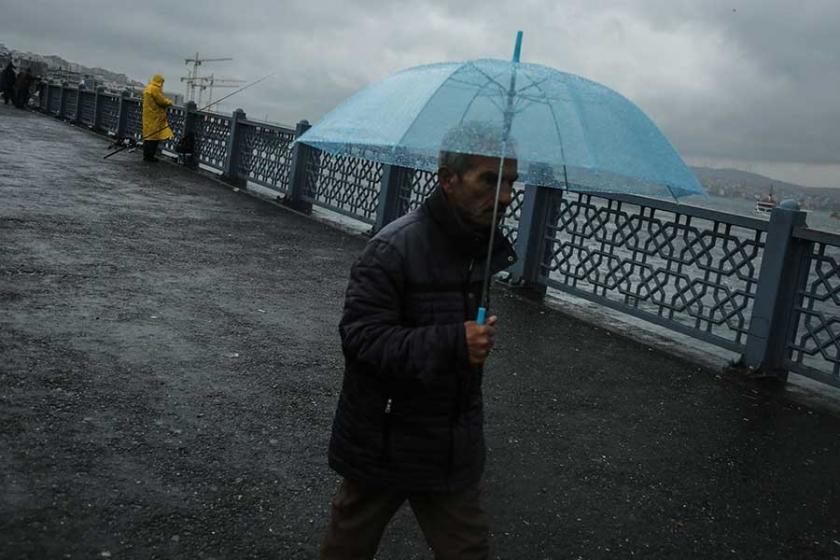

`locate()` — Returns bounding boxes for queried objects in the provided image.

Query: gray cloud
[2,0,838,186]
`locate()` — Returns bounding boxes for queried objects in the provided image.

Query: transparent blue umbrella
[298,32,705,323]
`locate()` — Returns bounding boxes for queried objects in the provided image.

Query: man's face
[440,155,518,228]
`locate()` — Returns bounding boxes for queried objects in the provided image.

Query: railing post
[115,90,130,139]
[58,82,67,118]
[179,101,200,169]
[41,80,50,113]
[44,82,53,115]
[222,108,246,186]
[742,200,810,379]
[284,119,313,214]
[93,86,104,130]
[374,165,412,233]
[70,84,84,124]
[507,184,553,297]
[126,96,141,139]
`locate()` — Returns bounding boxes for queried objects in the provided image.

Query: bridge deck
[2,103,839,558]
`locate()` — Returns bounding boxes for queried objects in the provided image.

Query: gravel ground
[2,103,839,559]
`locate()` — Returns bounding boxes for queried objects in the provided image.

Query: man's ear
[438,166,457,195]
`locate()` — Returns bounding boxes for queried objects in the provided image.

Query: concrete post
[374,165,412,232]
[284,120,313,213]
[742,200,810,379]
[44,82,52,115]
[222,108,247,187]
[42,82,50,112]
[58,82,67,118]
[180,101,200,169]
[93,86,104,130]
[507,184,553,297]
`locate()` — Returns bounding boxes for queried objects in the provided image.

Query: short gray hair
[438,121,517,176]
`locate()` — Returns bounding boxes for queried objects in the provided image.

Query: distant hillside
[42,53,143,86]
[691,167,840,211]
[0,43,143,88]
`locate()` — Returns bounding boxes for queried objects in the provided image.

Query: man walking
[320,123,518,559]
[141,74,173,162]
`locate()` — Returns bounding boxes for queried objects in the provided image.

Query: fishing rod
[103,72,278,159]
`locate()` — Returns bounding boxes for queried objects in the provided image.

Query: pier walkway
[2,103,839,559]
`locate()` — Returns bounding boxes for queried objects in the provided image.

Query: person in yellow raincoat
[142,74,174,162]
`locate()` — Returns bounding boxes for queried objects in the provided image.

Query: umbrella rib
[512,99,536,114]
[467,65,511,96]
[448,75,506,93]
[457,70,509,126]
[515,92,560,104]
[485,96,506,114]
[515,72,575,105]
[514,75,552,97]
[388,63,464,163]
[522,68,571,188]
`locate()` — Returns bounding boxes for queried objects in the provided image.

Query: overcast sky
[3,0,839,187]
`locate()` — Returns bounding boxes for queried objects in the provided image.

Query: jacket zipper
[382,397,393,463]
[449,257,476,476]
[464,258,475,318]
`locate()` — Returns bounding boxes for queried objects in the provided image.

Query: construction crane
[180,53,245,110]
[202,74,247,112]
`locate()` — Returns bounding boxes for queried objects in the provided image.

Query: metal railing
[34,81,840,389]
[786,227,840,385]
[538,191,767,352]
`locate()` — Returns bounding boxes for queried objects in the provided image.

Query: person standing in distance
[142,74,173,162]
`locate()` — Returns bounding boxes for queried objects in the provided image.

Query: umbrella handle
[476,307,487,325]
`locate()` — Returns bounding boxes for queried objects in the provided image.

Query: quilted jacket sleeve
[339,238,469,385]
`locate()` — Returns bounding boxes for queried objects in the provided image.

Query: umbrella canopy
[299,33,705,324]
[298,57,704,199]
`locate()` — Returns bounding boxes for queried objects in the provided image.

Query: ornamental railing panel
[236,121,296,193]
[124,99,143,139]
[48,85,61,115]
[196,112,231,171]
[400,169,438,215]
[500,185,525,246]
[63,89,78,120]
[540,191,768,351]
[97,94,120,133]
[78,91,96,126]
[162,106,186,153]
[304,151,383,224]
[786,228,840,387]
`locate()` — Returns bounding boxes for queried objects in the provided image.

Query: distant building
[12,57,48,78]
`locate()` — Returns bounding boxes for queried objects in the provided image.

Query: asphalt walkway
[2,103,839,559]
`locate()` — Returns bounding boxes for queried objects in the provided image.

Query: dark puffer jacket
[328,186,517,494]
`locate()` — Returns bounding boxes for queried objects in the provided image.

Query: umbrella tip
[513,31,523,63]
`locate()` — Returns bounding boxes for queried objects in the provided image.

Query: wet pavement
[2,103,840,559]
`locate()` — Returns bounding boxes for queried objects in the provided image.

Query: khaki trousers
[320,478,490,560]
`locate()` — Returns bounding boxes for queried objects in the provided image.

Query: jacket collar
[423,186,517,267]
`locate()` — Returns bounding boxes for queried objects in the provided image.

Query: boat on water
[754,189,778,216]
